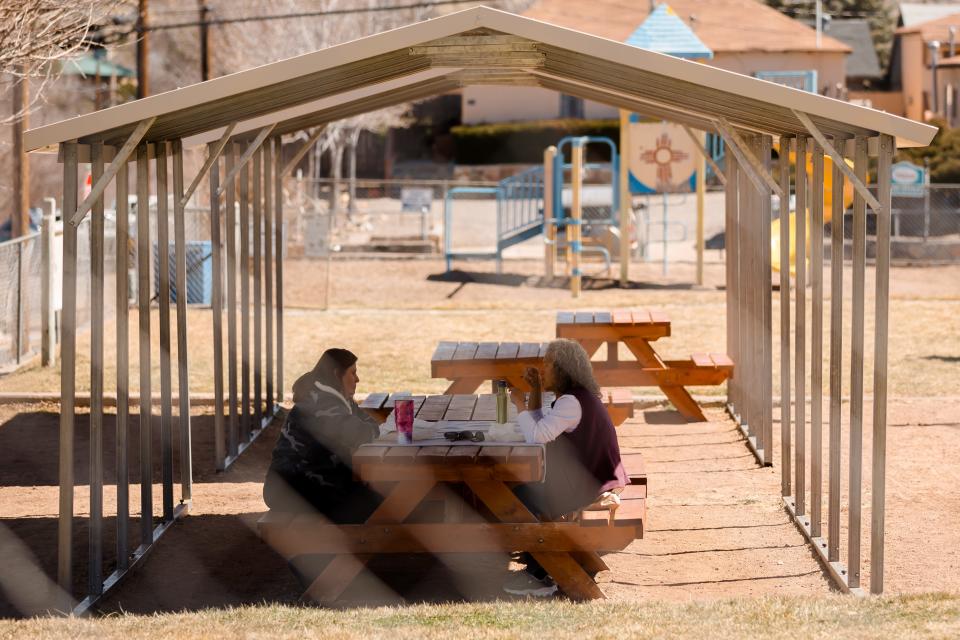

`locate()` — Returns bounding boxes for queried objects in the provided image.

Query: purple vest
[560,386,628,494]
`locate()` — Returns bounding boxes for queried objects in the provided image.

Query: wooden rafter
[180,122,237,208]
[714,118,784,199]
[682,125,727,187]
[281,127,325,177]
[215,124,276,198]
[70,117,156,226]
[793,109,883,214]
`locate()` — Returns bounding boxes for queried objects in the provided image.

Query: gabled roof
[525,0,850,54]
[807,19,882,79]
[25,6,935,152]
[896,10,960,41]
[899,2,960,28]
[625,3,713,59]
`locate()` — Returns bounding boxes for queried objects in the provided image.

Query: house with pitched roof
[892,9,960,122]
[462,0,851,124]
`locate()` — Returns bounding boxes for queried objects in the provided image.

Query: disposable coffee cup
[395,399,414,444]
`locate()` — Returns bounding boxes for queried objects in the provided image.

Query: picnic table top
[360,392,526,421]
[555,309,671,326]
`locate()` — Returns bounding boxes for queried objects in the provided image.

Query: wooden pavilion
[24,6,936,612]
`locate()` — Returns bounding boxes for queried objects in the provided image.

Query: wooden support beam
[682,125,727,186]
[714,118,784,199]
[810,139,825,537]
[70,117,156,226]
[114,153,131,571]
[172,139,193,503]
[848,135,869,590]
[828,135,845,563]
[58,142,79,608]
[216,124,276,197]
[871,134,895,594]
[136,144,153,546]
[794,135,807,518]
[89,141,105,595]
[180,122,237,208]
[225,143,239,458]
[209,143,226,471]
[792,110,883,214]
[281,127,325,177]
[273,137,284,404]
[156,141,174,523]
[779,135,792,493]
[264,138,274,411]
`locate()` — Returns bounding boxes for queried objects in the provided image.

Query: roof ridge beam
[793,109,883,214]
[282,127,325,177]
[70,117,156,226]
[714,118,784,199]
[682,125,727,187]
[215,124,276,198]
[180,123,237,208]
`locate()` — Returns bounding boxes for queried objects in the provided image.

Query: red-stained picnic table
[258,394,647,602]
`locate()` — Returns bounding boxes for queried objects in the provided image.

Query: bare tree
[1,1,118,120]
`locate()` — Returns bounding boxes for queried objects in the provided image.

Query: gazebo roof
[25,6,936,151]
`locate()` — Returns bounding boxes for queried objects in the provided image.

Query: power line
[127,0,482,33]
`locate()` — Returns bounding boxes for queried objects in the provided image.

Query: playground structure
[444,135,624,293]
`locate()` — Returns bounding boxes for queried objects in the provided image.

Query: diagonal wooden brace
[179,122,237,208]
[714,118,784,199]
[215,124,277,197]
[282,127,325,177]
[70,117,157,226]
[682,125,727,186]
[792,109,884,214]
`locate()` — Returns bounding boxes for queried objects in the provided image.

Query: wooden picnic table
[258,399,647,602]
[359,390,634,426]
[429,310,732,421]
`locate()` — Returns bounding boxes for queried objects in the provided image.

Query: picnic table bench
[430,309,733,422]
[359,389,634,427]
[258,441,646,602]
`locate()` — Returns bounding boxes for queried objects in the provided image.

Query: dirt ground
[0,258,958,617]
[1,394,958,617]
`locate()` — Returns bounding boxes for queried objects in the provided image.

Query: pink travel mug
[395,399,414,444]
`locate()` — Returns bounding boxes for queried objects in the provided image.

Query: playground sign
[891,161,926,198]
[627,120,697,194]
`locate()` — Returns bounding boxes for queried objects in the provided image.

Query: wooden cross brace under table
[258,443,642,602]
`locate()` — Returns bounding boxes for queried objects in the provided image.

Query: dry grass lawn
[2,595,959,639]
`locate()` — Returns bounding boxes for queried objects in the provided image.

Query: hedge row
[451,118,620,164]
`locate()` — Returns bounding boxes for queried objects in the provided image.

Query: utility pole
[199,0,211,81]
[136,0,149,98]
[12,73,30,238]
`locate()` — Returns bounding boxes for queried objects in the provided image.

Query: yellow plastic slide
[770,149,855,275]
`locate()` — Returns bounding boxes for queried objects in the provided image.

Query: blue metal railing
[497,165,545,244]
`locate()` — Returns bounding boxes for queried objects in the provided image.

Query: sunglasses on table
[443,430,485,442]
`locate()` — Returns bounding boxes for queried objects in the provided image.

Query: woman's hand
[522,367,542,390]
[509,385,527,411]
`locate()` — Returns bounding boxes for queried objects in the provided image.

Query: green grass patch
[3,594,959,639]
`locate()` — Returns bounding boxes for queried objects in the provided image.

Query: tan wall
[462,50,848,124]
[847,90,905,115]
[902,32,926,122]
[710,51,847,96]
[462,85,618,124]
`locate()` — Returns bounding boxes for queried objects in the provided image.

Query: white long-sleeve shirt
[515,394,582,444]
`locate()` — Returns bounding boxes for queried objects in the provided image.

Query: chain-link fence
[286,177,498,254]
[0,234,41,370]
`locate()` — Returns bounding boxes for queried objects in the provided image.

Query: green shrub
[451,118,620,164]
[897,119,960,183]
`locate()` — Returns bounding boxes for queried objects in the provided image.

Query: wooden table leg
[624,337,705,422]
[465,479,603,600]
[303,477,435,604]
[444,378,484,394]
[570,550,609,577]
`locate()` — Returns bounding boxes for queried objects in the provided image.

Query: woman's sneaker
[502,572,558,597]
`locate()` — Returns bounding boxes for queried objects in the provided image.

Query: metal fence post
[42,211,56,366]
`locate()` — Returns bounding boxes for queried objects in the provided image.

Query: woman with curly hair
[503,338,628,596]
